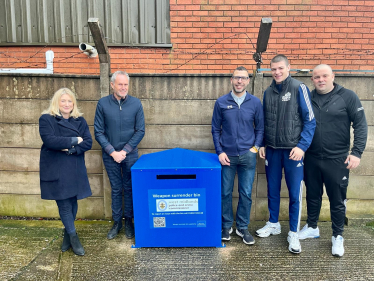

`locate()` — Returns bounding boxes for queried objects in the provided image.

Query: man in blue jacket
[94,71,145,240]
[212,66,264,245]
[256,55,316,254]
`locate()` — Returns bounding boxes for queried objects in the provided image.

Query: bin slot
[156,174,196,180]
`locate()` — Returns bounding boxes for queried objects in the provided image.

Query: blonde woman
[39,88,92,256]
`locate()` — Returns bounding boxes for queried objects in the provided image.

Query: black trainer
[236,228,255,245]
[107,221,122,240]
[124,217,135,239]
[222,227,233,241]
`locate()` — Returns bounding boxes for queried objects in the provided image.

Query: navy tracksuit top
[211,91,264,157]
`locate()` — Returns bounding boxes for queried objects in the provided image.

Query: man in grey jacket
[94,71,145,240]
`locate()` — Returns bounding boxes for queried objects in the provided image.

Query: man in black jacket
[298,64,368,257]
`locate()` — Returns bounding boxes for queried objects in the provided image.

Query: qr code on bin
[153,217,166,228]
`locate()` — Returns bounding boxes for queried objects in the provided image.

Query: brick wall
[1,0,374,74]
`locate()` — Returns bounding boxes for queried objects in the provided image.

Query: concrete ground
[1,219,374,281]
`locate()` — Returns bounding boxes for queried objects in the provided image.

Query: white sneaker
[298,224,320,240]
[332,235,344,257]
[255,221,281,238]
[287,231,301,254]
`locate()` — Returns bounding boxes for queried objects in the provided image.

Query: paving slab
[1,219,374,281]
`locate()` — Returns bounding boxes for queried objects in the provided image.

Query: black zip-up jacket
[307,83,367,159]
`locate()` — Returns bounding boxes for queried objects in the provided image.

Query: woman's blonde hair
[42,88,83,118]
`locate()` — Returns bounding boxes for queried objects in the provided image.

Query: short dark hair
[270,55,289,67]
[234,66,248,73]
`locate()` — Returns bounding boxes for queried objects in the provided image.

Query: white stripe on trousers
[297,180,304,232]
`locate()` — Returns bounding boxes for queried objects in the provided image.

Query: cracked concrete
[1,219,374,280]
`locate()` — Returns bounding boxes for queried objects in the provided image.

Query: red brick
[302,11,318,16]
[208,22,224,27]
[347,33,363,38]
[216,27,234,33]
[279,5,295,10]
[193,33,209,38]
[216,16,232,21]
[224,10,240,16]
[287,0,304,3]
[171,27,186,33]
[177,0,193,4]
[349,11,364,16]
[179,10,193,16]
[287,10,303,16]
[216,5,233,10]
[341,5,357,11]
[310,5,326,10]
[208,11,224,16]
[172,16,186,21]
[224,22,240,27]
[200,5,217,10]
[185,16,201,21]
[339,27,356,33]
[356,17,372,22]
[193,11,208,17]
[349,1,365,5]
[178,22,193,27]
[192,22,208,27]
[186,5,202,10]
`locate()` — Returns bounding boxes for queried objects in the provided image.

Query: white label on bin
[156,199,199,212]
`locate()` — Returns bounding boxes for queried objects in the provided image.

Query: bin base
[131,243,226,249]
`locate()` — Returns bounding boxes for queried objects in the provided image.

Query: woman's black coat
[39,114,92,200]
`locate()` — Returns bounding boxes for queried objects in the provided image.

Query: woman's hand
[77,137,83,144]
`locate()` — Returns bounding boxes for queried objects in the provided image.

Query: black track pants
[304,154,349,237]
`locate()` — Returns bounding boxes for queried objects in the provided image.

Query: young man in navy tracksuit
[212,66,264,245]
[256,55,316,254]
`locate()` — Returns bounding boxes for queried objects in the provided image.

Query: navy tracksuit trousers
[265,147,304,232]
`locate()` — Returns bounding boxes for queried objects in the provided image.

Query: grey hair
[111,71,130,84]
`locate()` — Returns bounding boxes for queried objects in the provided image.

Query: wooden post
[87,18,112,219]
[88,18,110,97]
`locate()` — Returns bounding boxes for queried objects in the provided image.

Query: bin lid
[132,148,221,170]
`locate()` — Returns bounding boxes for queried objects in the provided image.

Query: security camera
[79,43,98,58]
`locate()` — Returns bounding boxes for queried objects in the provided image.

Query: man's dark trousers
[304,153,349,237]
[103,151,138,222]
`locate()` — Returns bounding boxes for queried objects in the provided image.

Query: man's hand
[218,152,230,166]
[110,151,126,163]
[77,137,83,144]
[249,147,257,153]
[345,154,360,169]
[289,147,304,161]
[259,147,266,159]
[119,150,127,159]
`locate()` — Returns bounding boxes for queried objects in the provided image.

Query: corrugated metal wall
[0,0,171,46]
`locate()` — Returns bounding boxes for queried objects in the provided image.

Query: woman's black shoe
[69,232,85,256]
[61,228,71,252]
